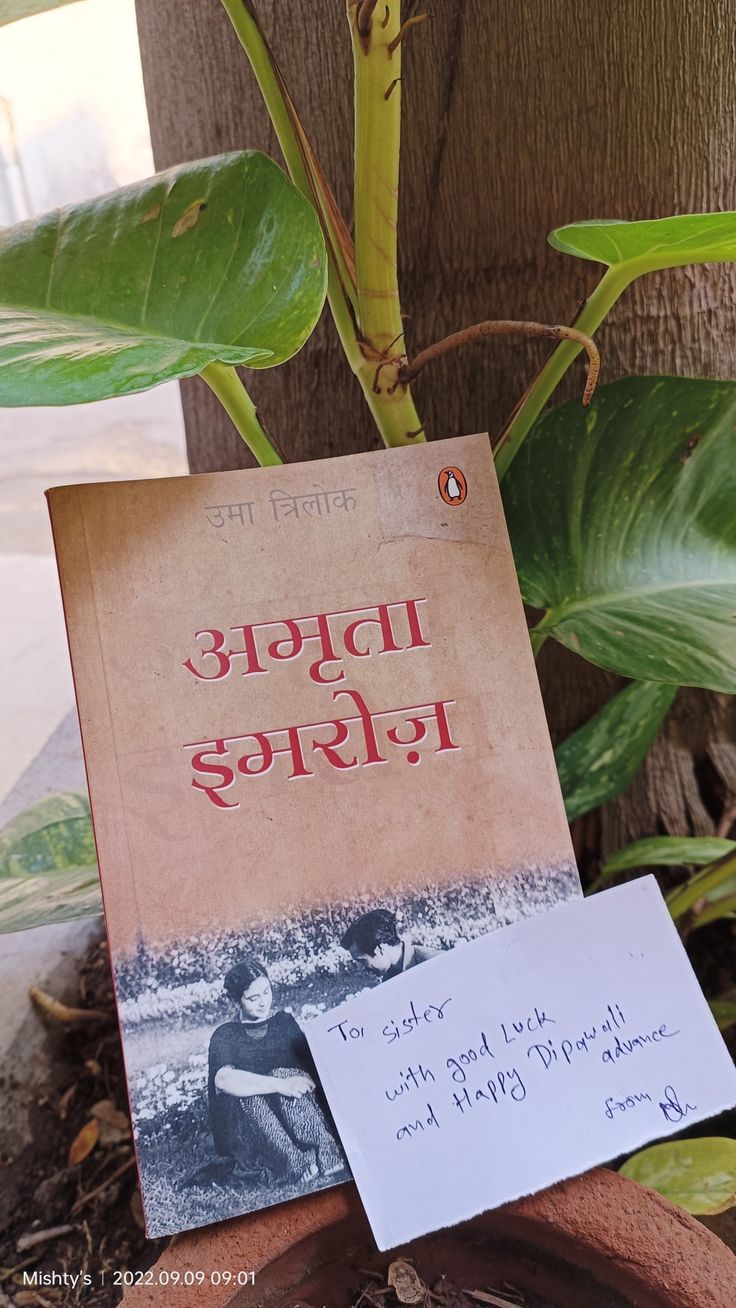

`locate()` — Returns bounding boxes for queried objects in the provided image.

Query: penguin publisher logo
[438,466,467,506]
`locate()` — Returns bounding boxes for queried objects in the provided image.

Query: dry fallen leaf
[464,1293,524,1307]
[70,1153,136,1216]
[14,1292,61,1305]
[387,1259,425,1305]
[98,1122,129,1147]
[58,1085,76,1120]
[130,1187,145,1230]
[16,1224,75,1253]
[91,1099,129,1132]
[68,1118,99,1167]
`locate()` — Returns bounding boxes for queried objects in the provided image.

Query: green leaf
[0,793,102,934]
[0,865,101,934]
[620,1138,736,1215]
[710,990,736,1032]
[503,376,736,691]
[666,849,736,920]
[594,835,736,907]
[597,836,736,887]
[0,792,96,877]
[691,891,736,930]
[0,0,82,24]
[556,681,676,824]
[549,213,736,273]
[0,150,326,405]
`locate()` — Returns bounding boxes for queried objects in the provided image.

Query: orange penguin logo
[438,466,468,505]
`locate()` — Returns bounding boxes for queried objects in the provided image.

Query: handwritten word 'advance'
[183,598,430,688]
[183,689,459,809]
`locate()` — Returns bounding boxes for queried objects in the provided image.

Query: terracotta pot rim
[122,1168,736,1308]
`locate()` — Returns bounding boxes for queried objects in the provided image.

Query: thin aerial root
[388,13,429,54]
[398,319,600,408]
[559,325,600,405]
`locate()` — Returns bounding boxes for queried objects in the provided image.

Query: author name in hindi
[207,959,346,1190]
[269,484,357,521]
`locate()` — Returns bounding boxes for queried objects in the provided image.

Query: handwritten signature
[659,1085,696,1123]
[604,1085,697,1123]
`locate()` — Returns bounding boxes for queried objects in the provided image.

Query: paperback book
[47,433,579,1237]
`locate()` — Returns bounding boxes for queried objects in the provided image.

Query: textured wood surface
[134,0,736,861]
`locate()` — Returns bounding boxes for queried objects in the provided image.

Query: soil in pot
[0,934,166,1306]
[235,1210,633,1308]
[278,1249,554,1307]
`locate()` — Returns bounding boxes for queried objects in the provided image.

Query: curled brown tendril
[394,319,600,406]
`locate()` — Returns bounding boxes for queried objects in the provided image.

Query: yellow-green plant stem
[494,266,630,480]
[350,4,403,352]
[201,362,283,467]
[530,629,548,660]
[690,892,736,931]
[666,850,736,920]
[222,0,422,448]
[348,2,424,445]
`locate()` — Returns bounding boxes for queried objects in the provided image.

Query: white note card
[306,877,736,1250]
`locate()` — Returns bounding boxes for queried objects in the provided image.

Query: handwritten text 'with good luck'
[325,997,693,1143]
[180,597,462,809]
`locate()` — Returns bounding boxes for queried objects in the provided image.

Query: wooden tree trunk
[134,0,736,867]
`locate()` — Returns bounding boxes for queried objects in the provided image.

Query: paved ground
[0,385,187,1132]
[0,386,187,804]
[0,0,191,1203]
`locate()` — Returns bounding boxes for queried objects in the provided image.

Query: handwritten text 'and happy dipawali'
[181,598,460,809]
[324,995,691,1142]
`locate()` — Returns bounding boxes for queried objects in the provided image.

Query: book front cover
[47,433,579,1238]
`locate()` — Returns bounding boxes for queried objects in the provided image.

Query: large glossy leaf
[0,865,101,933]
[0,0,82,23]
[620,1138,736,1215]
[0,151,326,405]
[556,681,676,823]
[0,793,101,933]
[0,791,95,876]
[504,377,736,691]
[549,213,736,273]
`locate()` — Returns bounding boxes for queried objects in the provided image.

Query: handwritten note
[306,877,736,1250]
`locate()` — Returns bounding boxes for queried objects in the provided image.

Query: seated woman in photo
[206,958,346,1188]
